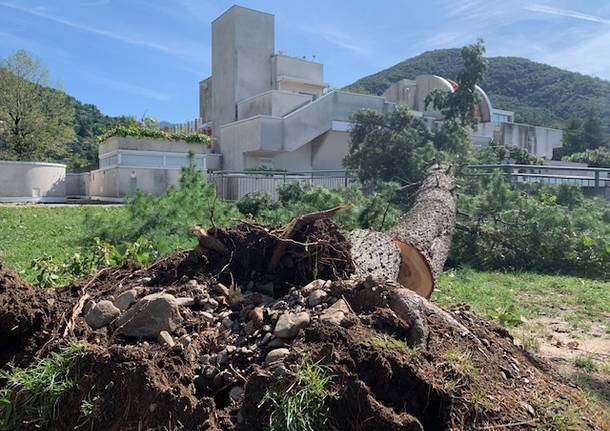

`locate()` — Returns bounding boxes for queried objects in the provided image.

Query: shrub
[563,147,610,168]
[87,155,238,255]
[98,124,211,146]
[239,182,401,232]
[451,173,610,279]
[236,192,276,217]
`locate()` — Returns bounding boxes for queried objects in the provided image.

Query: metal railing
[466,164,610,193]
[207,169,354,201]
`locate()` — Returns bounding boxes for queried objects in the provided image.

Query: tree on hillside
[424,40,488,128]
[581,108,606,150]
[0,49,75,161]
[344,105,435,188]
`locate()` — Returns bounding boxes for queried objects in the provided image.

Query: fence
[207,170,354,201]
[465,164,610,195]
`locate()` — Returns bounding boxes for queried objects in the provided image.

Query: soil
[0,220,608,431]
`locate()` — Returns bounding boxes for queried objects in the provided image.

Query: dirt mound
[0,222,607,431]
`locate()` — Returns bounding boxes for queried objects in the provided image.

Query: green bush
[238,182,401,232]
[236,192,276,217]
[30,236,158,287]
[98,124,210,146]
[451,173,610,279]
[563,147,610,168]
[87,155,238,255]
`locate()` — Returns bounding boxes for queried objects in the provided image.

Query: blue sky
[1,0,609,122]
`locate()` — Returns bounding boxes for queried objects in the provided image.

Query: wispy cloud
[300,25,368,55]
[526,4,610,25]
[0,1,207,63]
[89,75,171,101]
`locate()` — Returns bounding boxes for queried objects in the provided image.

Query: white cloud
[300,25,368,55]
[539,30,610,80]
[526,4,610,25]
[0,1,208,64]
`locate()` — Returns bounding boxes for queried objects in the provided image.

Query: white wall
[0,161,66,202]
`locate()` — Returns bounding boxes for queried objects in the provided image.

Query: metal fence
[465,164,610,194]
[207,170,354,201]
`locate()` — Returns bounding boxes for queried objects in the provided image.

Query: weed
[534,398,585,431]
[260,358,336,431]
[0,342,84,430]
[360,336,420,355]
[574,356,598,373]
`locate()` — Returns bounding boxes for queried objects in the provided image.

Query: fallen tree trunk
[350,164,457,298]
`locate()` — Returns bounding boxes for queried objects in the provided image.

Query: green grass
[360,336,420,355]
[261,358,336,431]
[435,268,610,332]
[574,356,599,373]
[0,342,84,430]
[0,205,126,282]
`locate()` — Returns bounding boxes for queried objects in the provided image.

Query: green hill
[345,48,610,130]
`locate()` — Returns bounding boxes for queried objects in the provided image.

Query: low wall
[66,172,90,197]
[0,160,66,202]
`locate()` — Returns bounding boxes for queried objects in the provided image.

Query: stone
[302,279,330,294]
[229,386,244,403]
[114,293,183,338]
[267,338,286,348]
[265,348,290,366]
[114,289,138,311]
[222,317,234,330]
[248,307,264,328]
[213,283,230,297]
[175,297,195,307]
[158,331,175,347]
[201,311,215,323]
[273,312,310,338]
[85,300,120,330]
[319,299,350,325]
[308,289,327,307]
[260,333,273,345]
[187,279,198,287]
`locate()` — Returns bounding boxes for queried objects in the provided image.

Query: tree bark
[350,164,457,298]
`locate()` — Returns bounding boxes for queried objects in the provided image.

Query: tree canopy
[0,50,75,161]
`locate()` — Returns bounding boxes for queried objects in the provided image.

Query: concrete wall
[237,90,311,120]
[500,123,562,159]
[383,79,417,107]
[0,160,66,202]
[272,55,326,95]
[211,6,274,128]
[219,90,392,171]
[89,166,184,199]
[311,130,350,171]
[66,172,90,197]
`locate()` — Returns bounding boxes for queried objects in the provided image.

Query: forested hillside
[346,48,610,130]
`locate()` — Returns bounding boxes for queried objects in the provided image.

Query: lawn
[2,204,609,332]
[0,204,127,282]
[435,268,610,332]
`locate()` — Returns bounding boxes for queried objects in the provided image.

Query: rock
[175,297,195,307]
[267,338,286,348]
[213,283,230,297]
[187,279,198,287]
[201,311,215,323]
[265,348,290,366]
[273,312,310,338]
[85,300,120,329]
[178,334,192,347]
[204,297,219,310]
[308,289,327,307]
[114,289,138,311]
[302,279,330,294]
[248,307,264,328]
[114,293,183,338]
[229,386,244,403]
[319,299,350,325]
[222,317,234,330]
[260,333,273,345]
[158,330,175,347]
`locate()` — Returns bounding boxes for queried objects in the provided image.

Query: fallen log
[350,164,457,298]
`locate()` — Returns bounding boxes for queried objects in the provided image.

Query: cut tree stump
[350,164,457,298]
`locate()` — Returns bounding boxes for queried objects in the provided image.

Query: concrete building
[383,76,563,159]
[198,5,393,172]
